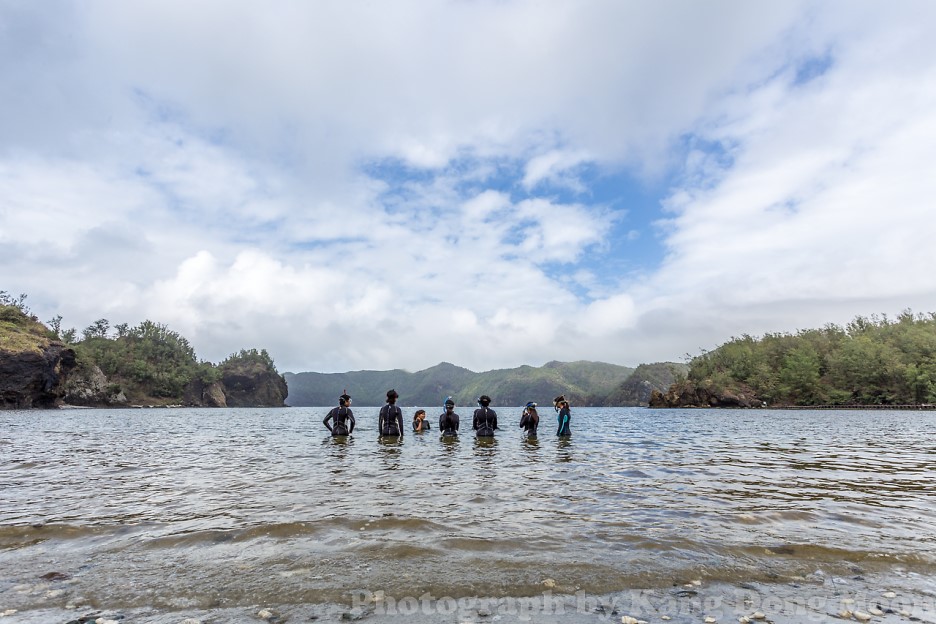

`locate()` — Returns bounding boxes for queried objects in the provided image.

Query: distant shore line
[51,402,936,411]
[768,403,936,410]
[651,403,936,410]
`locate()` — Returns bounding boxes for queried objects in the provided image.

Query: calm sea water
[1,407,934,620]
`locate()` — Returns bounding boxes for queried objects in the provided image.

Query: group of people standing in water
[322,389,572,438]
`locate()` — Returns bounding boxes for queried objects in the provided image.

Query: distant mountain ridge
[284,360,684,407]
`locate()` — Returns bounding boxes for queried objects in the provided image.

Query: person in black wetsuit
[472,395,498,437]
[378,389,405,437]
[554,394,571,436]
[519,401,539,436]
[323,392,355,436]
[439,396,460,436]
[412,409,431,432]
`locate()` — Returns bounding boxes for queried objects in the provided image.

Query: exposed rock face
[62,363,129,407]
[605,362,689,406]
[0,344,76,409]
[649,382,764,408]
[183,379,228,407]
[221,362,288,407]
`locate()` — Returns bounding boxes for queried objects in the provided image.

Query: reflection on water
[1,407,935,613]
[556,436,573,462]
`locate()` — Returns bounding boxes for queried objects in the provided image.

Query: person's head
[339,392,352,407]
[444,396,455,412]
[414,409,426,421]
[525,401,537,413]
[386,389,399,404]
[478,395,491,407]
[553,395,566,411]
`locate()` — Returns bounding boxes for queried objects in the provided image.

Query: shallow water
[1,407,934,620]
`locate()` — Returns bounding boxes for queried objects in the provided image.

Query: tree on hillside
[82,318,110,340]
[222,348,278,373]
[0,291,30,315]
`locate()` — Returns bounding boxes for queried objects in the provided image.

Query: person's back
[379,389,404,437]
[324,392,355,436]
[472,395,497,437]
[439,397,460,436]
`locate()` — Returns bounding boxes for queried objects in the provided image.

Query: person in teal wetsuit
[554,395,571,437]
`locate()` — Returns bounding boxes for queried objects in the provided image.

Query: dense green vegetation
[1,292,284,406]
[72,320,207,400]
[221,348,280,374]
[686,310,936,406]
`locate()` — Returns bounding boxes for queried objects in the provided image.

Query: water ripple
[1,407,934,611]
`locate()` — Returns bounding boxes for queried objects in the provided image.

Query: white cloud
[643,2,936,340]
[3,1,936,376]
[522,149,591,191]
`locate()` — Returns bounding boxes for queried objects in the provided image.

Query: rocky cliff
[220,359,288,407]
[183,378,228,407]
[649,380,765,408]
[0,304,76,409]
[603,362,689,406]
[0,343,76,409]
[2,302,287,409]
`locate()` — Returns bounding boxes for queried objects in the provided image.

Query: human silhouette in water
[439,396,460,436]
[323,391,355,436]
[378,389,405,437]
[472,395,498,437]
[412,409,431,432]
[519,401,538,436]
[554,395,571,436]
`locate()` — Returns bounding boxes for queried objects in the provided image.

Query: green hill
[284,360,636,407]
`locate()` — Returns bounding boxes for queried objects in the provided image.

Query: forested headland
[0,292,286,409]
[653,310,936,408]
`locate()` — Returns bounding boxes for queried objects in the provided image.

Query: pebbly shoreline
[2,568,935,624]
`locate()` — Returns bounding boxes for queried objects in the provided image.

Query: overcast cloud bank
[2,1,935,373]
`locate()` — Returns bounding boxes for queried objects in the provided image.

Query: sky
[2,1,936,374]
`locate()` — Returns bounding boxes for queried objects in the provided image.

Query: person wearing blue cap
[439,396,460,436]
[519,401,539,436]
